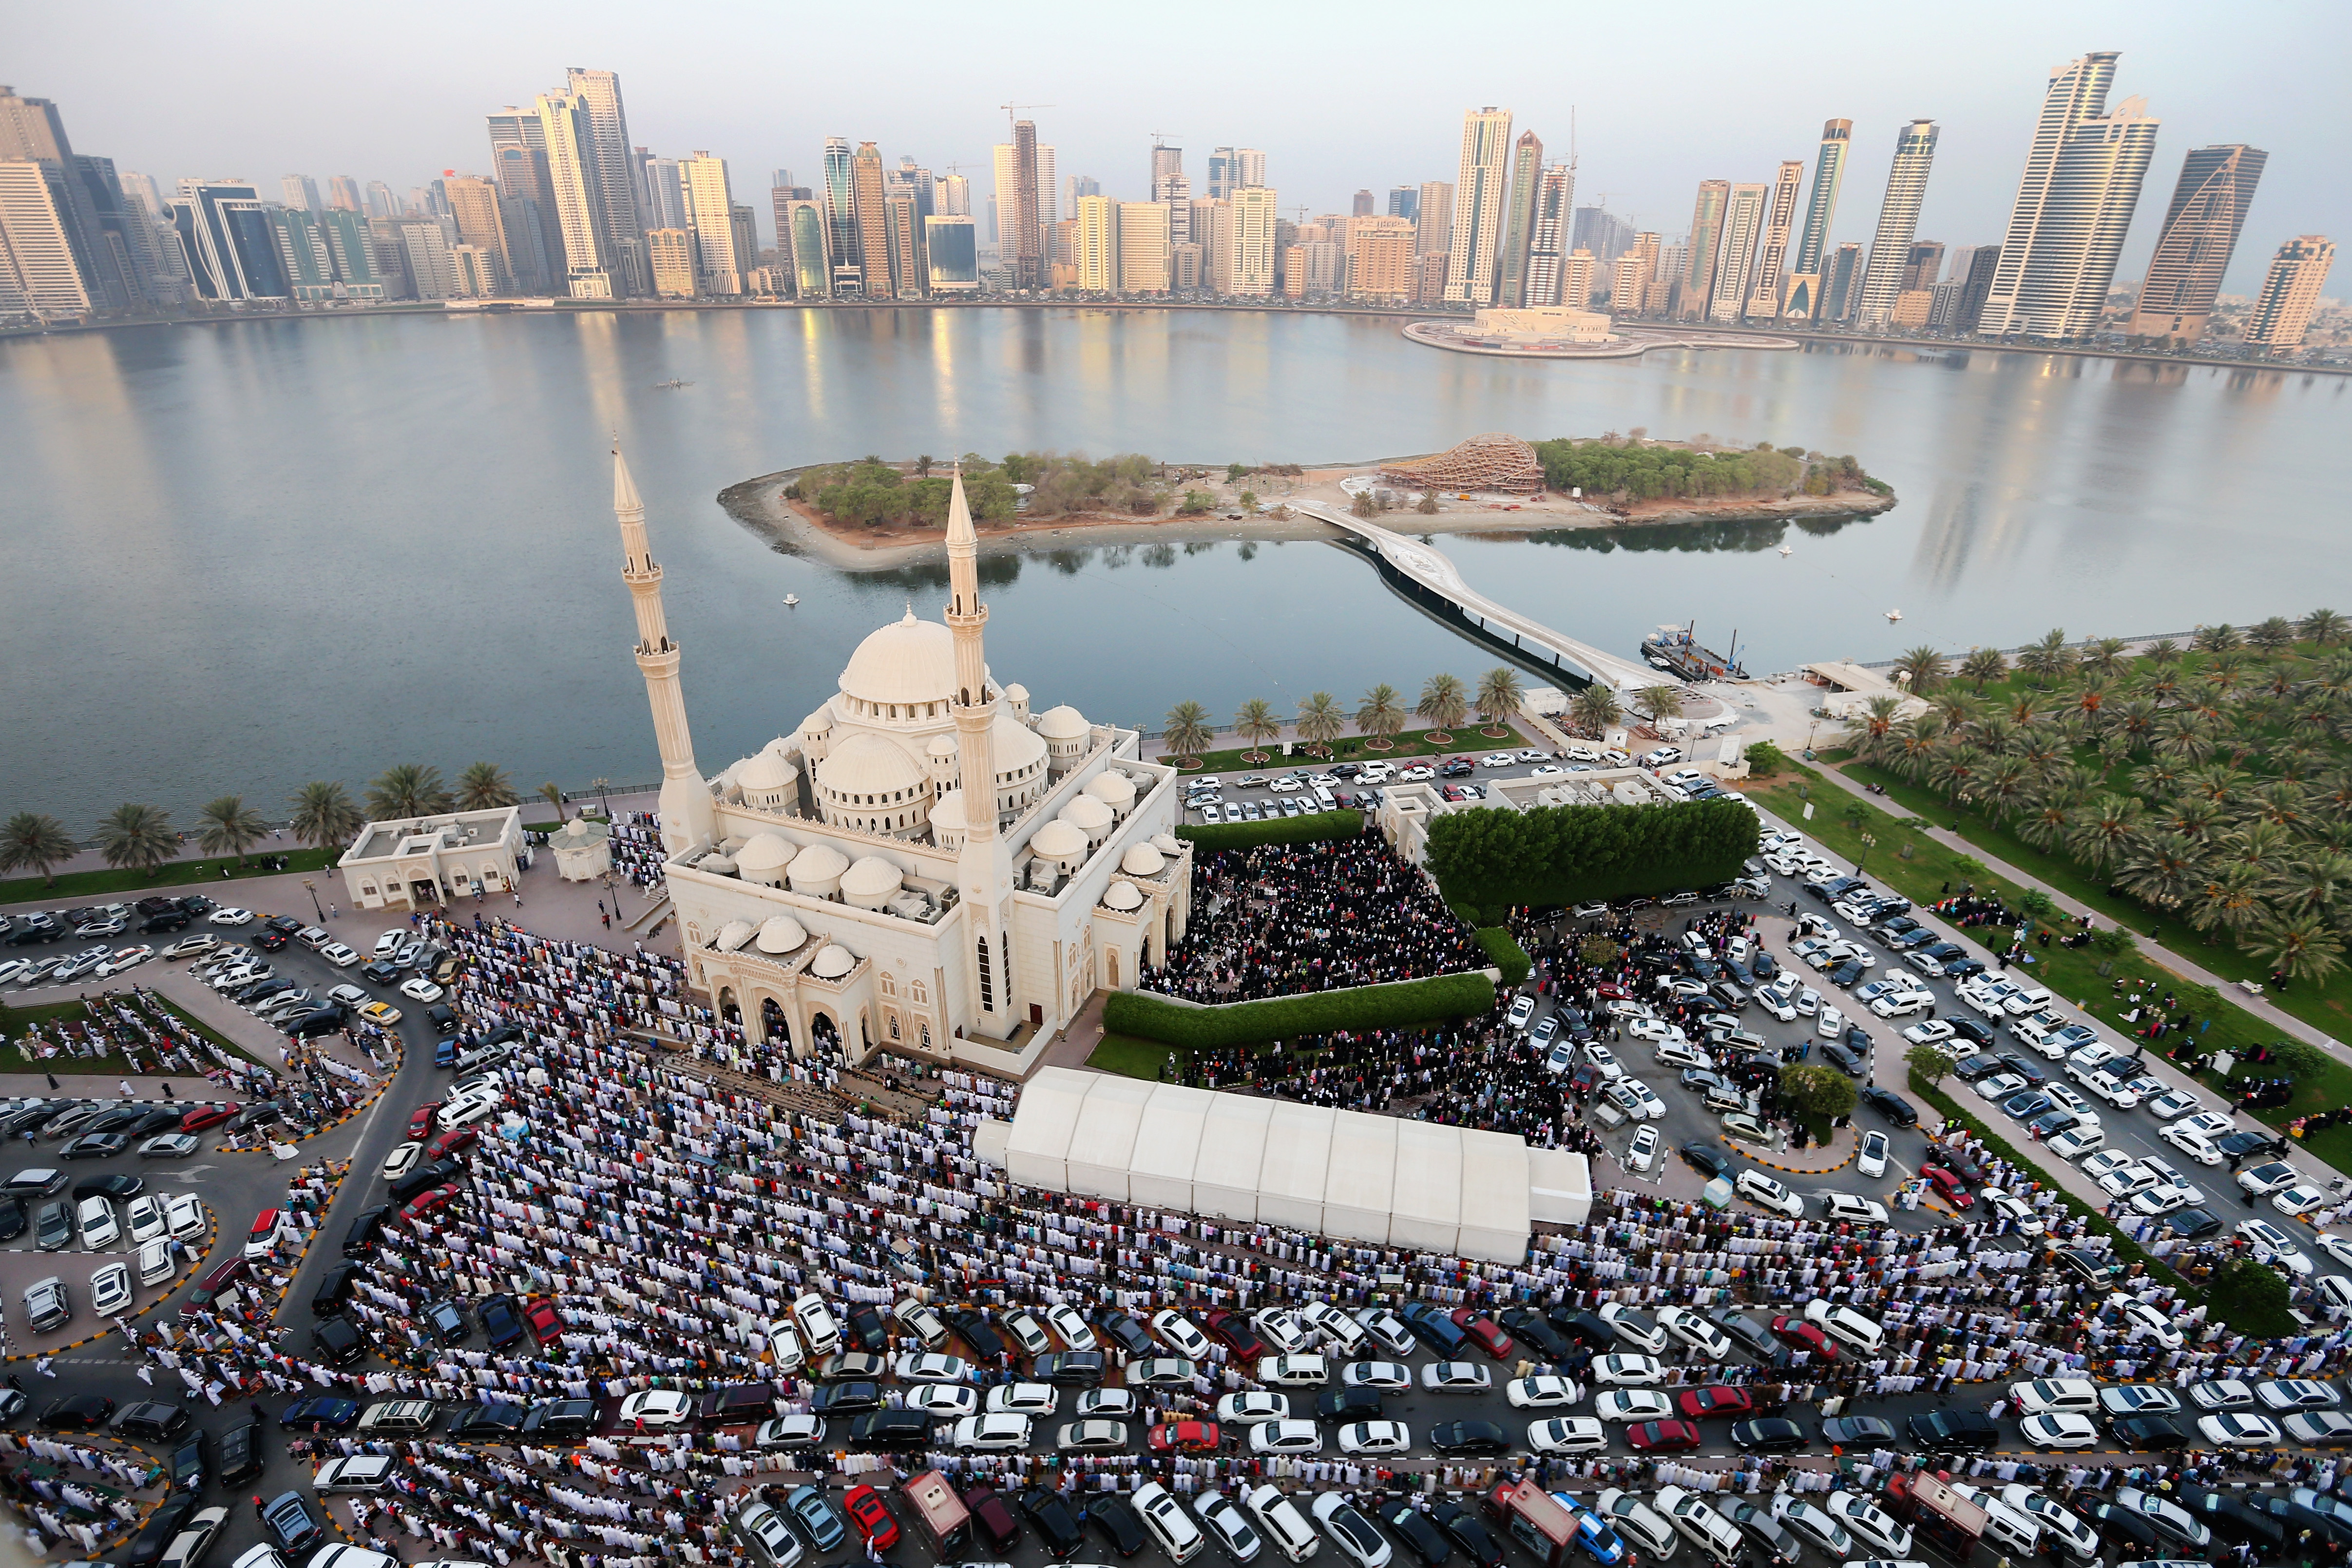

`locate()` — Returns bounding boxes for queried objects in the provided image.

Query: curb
[1719,1136,1855,1176]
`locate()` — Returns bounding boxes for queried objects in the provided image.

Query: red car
[1594,982,1633,1001]
[1919,1163,1974,1208]
[1147,1420,1222,1454]
[843,1485,898,1550]
[523,1297,563,1344]
[179,1103,238,1133]
[1769,1316,1840,1361]
[1450,1309,1516,1360]
[1204,1309,1269,1361]
[425,1125,479,1161]
[1627,1419,1704,1452]
[1675,1385,1755,1420]
[180,1254,250,1319]
[407,1103,442,1140]
[400,1185,458,1224]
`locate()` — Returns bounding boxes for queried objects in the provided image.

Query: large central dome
[840,610,959,708]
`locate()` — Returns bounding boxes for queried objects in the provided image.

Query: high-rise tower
[851,141,892,297]
[1496,129,1544,307]
[1443,107,1514,304]
[1707,182,1767,321]
[563,67,646,296]
[1012,120,1042,289]
[1681,179,1729,319]
[1745,160,1805,320]
[1782,119,1851,320]
[943,472,1014,1037]
[1853,119,1939,326]
[1978,52,2159,340]
[615,448,715,856]
[2126,144,2266,346]
[2243,236,2335,351]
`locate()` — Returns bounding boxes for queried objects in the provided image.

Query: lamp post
[603,867,625,923]
[303,879,324,923]
[1855,831,1878,878]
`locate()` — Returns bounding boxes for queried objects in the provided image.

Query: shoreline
[716,462,1898,572]
[8,299,2341,378]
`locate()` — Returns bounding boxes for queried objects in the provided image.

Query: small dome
[1030,820,1087,864]
[994,709,1049,775]
[926,734,959,759]
[737,833,796,872]
[699,853,739,877]
[809,943,856,980]
[1036,704,1090,740]
[714,919,755,952]
[754,915,809,954]
[841,855,903,908]
[738,750,796,793]
[1120,843,1166,876]
[817,733,930,800]
[840,609,960,707]
[786,842,850,896]
[1004,682,1030,704]
[1085,773,1136,814]
[800,706,834,737]
[930,790,967,831]
[553,817,609,847]
[1103,882,1144,912]
[1060,795,1114,835]
[1151,833,1184,855]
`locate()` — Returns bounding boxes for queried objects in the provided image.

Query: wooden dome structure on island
[1378,433,1546,495]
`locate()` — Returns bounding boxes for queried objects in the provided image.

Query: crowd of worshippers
[1140,833,1485,1002]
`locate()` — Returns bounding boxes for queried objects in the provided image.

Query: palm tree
[1928,744,1988,802]
[96,803,175,877]
[2016,629,2075,686]
[2299,607,2349,647]
[1887,713,1947,782]
[2193,623,2243,654]
[2063,793,2149,874]
[1977,757,2037,821]
[457,762,521,811]
[2246,911,2348,984]
[2164,795,2229,843]
[2080,637,2130,679]
[0,811,77,886]
[1474,667,1525,734]
[1415,674,1469,739]
[2247,616,2298,654]
[2231,820,2296,880]
[1959,647,2009,691]
[1635,684,1684,730]
[538,782,566,822]
[2246,778,2311,832]
[195,796,268,864]
[1232,699,1280,764]
[1162,701,1214,765]
[1851,695,1905,763]
[288,781,363,851]
[2269,850,2352,918]
[367,764,453,820]
[2016,785,2089,852]
[2116,831,2201,909]
[1569,685,1624,739]
[1891,645,1947,695]
[1295,692,1344,756]
[1356,684,1406,751]
[2189,861,2268,935]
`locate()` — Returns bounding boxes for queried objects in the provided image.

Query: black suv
[111,1402,191,1441]
[1035,1351,1105,1385]
[342,1206,390,1258]
[1859,1086,1917,1126]
[1094,1309,1154,1358]
[848,1410,932,1449]
[218,1416,264,1484]
[170,1430,211,1492]
[521,1399,596,1439]
[1018,1489,1086,1556]
[311,1260,362,1317]
[1907,1410,1999,1452]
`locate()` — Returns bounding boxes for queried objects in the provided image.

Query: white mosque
[613,451,1189,1075]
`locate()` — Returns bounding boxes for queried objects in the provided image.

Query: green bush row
[1474,927,1532,985]
[1426,798,1760,908]
[1104,972,1499,1051]
[1173,810,1365,853]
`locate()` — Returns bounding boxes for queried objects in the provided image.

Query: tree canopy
[1425,797,1760,907]
[1531,438,1868,502]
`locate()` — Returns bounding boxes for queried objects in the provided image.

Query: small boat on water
[1885,608,1903,623]
[1640,623,1747,681]
[783,594,800,607]
[652,378,693,390]
[1778,543,1794,557]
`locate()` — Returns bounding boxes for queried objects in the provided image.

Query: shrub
[1743,741,1784,776]
[1104,972,1498,1051]
[1424,798,1759,908]
[1174,811,1364,853]
[1473,927,1531,985]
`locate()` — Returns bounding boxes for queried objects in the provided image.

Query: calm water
[4,307,2348,823]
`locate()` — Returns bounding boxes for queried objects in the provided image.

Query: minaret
[945,470,1016,1036]
[614,446,717,856]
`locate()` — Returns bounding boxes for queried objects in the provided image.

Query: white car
[160,935,216,960]
[950,1413,1031,1451]
[1625,1017,1685,1046]
[1591,1354,1663,1387]
[1251,1308,1314,1354]
[1610,1078,1667,1120]
[2000,1489,2100,1561]
[1594,1389,1674,1422]
[1339,1361,1412,1393]
[984,1382,1057,1416]
[2040,1083,2098,1123]
[126,1195,168,1246]
[2079,1149,2138,1184]
[907,1384,979,1418]
[1506,1375,1577,1410]
[1775,1500,1853,1558]
[1527,1417,1606,1454]
[1247,1419,1323,1455]
[2106,1294,2185,1350]
[77,1196,118,1250]
[319,943,362,968]
[1217,1392,1290,1424]
[1598,1303,1666,1353]
[1822,1193,1890,1224]
[616,1390,694,1429]
[2255,1379,2342,1412]
[1151,1310,1213,1359]
[207,908,254,926]
[89,1260,133,1317]
[2078,1070,2142,1108]
[2198,1413,2283,1448]
[2019,1412,2101,1449]
[2160,1122,2227,1165]
[1626,1125,1660,1174]
[1756,985,1799,1024]
[1506,996,1538,1032]
[165,1193,205,1241]
[2275,1185,2333,1219]
[1418,1361,1491,1393]
[1981,1189,2046,1237]
[1856,1130,1890,1180]
[1816,1004,1846,1039]
[792,1293,843,1355]
[2317,1233,2352,1272]
[1593,1492,1676,1557]
[894,1351,972,1384]
[1044,1304,1096,1351]
[1735,1170,1802,1218]
[2241,1219,2315,1274]
[1656,1306,1731,1360]
[2187,1379,2256,1412]
[1257,1355,1328,1387]
[382,1142,422,1181]
[2144,1089,2202,1119]
[1309,1492,1392,1568]
[1971,1074,2029,1105]
[399,977,445,1003]
[1900,1020,1955,1048]
[1823,1492,1912,1557]
[1336,1420,1411,1455]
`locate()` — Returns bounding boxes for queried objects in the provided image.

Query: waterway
[3,306,2346,822]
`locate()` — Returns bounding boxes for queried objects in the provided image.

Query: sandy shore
[715,462,1897,572]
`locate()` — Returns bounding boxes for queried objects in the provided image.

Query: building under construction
[1378,432,1547,494]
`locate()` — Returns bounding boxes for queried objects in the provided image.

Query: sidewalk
[1807,761,2344,1055]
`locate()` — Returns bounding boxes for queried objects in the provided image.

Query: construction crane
[998,102,1054,138]
[1148,130,1182,148]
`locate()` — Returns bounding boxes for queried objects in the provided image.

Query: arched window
[910,980,927,1005]
[880,972,897,997]
[977,937,994,1011]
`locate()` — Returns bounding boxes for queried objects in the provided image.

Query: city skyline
[11,0,2345,298]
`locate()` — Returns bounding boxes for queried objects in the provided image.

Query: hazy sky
[18,0,2347,292]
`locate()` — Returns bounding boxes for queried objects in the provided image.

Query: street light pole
[1855,831,1877,878]
[303,879,324,923]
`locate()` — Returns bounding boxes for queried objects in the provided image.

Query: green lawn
[1830,755,2352,1040]
[1089,1034,1177,1079]
[0,848,340,907]
[1157,726,1526,774]
[1754,764,2347,1179]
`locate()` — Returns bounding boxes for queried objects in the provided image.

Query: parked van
[898,1471,971,1558]
[1243,1486,1320,1564]
[2048,1126,2106,1161]
[1950,1485,2043,1557]
[137,1237,174,1287]
[2009,1378,2099,1417]
[893,1298,950,1350]
[1654,1487,1745,1562]
[1134,1482,1207,1565]
[1802,1299,1885,1355]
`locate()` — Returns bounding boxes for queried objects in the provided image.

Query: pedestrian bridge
[1293,500,1664,695]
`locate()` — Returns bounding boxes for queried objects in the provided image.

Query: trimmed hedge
[1104,972,1498,1051]
[1426,797,1759,908]
[1174,810,1365,853]
[1474,927,1532,986]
